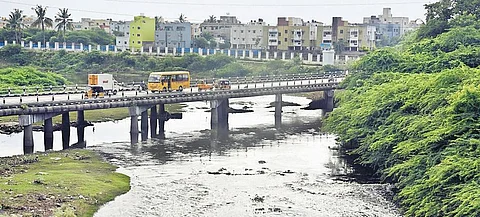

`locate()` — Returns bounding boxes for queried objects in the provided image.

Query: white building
[363,8,419,36]
[230,19,265,49]
[114,21,131,50]
[72,18,111,33]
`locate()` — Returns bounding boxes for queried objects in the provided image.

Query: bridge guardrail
[0,82,339,113]
[0,71,349,98]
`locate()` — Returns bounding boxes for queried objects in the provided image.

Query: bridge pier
[62,113,70,150]
[129,105,152,144]
[324,90,334,112]
[150,105,158,138]
[158,104,166,139]
[210,98,229,130]
[23,125,34,154]
[44,118,53,151]
[76,110,86,146]
[141,111,149,141]
[20,113,59,154]
[275,94,282,127]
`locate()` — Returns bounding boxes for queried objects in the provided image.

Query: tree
[154,16,163,31]
[55,8,73,42]
[31,5,53,48]
[6,9,25,43]
[179,14,187,23]
[208,15,216,23]
[333,39,347,54]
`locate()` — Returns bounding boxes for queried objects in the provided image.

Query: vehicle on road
[214,79,231,90]
[197,80,214,91]
[85,86,105,99]
[87,74,120,95]
[148,71,190,92]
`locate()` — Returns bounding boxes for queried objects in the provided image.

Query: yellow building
[129,15,155,50]
[263,17,323,51]
[332,17,375,51]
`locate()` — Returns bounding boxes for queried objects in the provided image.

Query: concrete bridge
[0,76,343,155]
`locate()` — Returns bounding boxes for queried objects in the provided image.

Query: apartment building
[363,8,421,42]
[263,17,323,51]
[114,21,131,50]
[72,18,111,32]
[129,15,155,50]
[200,15,243,42]
[191,23,202,40]
[332,17,375,51]
[230,19,265,49]
[155,22,192,48]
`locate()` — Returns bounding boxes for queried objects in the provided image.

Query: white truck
[87,74,120,95]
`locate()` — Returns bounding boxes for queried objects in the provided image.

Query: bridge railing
[0,71,349,98]
[0,82,340,111]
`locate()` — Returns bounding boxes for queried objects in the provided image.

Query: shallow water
[0,95,401,216]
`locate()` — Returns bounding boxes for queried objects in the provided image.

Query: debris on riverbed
[265,101,301,108]
[204,107,254,113]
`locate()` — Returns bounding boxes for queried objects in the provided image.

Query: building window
[118,41,121,43]
[242,38,245,41]
[285,30,288,34]
[137,27,141,30]
[340,30,343,34]
[241,30,244,33]
[138,41,141,44]
[284,38,287,42]
[278,32,281,36]
[278,41,281,45]
[124,41,127,44]
[137,34,140,37]
[132,41,135,44]
[253,30,256,33]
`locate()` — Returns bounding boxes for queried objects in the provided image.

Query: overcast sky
[1,0,435,24]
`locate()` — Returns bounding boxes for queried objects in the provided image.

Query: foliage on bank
[325,1,480,216]
[0,28,115,46]
[0,44,339,83]
[0,149,130,217]
[0,66,67,90]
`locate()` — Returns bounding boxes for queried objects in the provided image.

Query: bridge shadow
[137,119,323,164]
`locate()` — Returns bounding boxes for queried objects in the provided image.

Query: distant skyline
[1,0,436,24]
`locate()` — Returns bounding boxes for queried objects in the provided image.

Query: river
[0,95,401,216]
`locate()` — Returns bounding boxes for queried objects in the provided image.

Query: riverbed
[0,95,401,216]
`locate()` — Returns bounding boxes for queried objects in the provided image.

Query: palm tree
[31,5,53,48]
[208,15,216,23]
[154,16,163,30]
[6,9,25,43]
[55,8,73,42]
[179,14,187,23]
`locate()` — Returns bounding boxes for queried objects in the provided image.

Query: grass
[0,149,130,217]
[0,104,188,125]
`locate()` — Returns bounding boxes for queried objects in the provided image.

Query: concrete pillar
[114,46,118,53]
[158,104,166,139]
[181,47,185,56]
[325,90,334,112]
[23,125,34,154]
[227,50,231,56]
[308,53,313,62]
[54,42,58,50]
[37,42,41,49]
[299,53,303,60]
[72,43,75,51]
[207,49,210,55]
[199,48,203,56]
[80,43,84,51]
[97,44,101,51]
[266,51,270,60]
[28,41,33,49]
[317,54,321,62]
[275,94,282,127]
[77,110,85,145]
[258,51,262,59]
[274,52,278,59]
[150,105,158,137]
[88,45,92,52]
[62,113,70,150]
[149,46,153,55]
[130,114,139,144]
[141,47,144,54]
[242,50,246,58]
[141,111,149,141]
[20,41,24,47]
[46,42,50,50]
[213,49,217,55]
[249,50,254,59]
[44,118,53,151]
[235,50,238,58]
[210,98,229,130]
[173,47,177,56]
[282,52,286,60]
[157,47,160,55]
[3,40,7,47]
[290,52,294,59]
[12,41,16,45]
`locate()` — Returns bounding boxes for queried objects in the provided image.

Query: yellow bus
[148,71,190,92]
